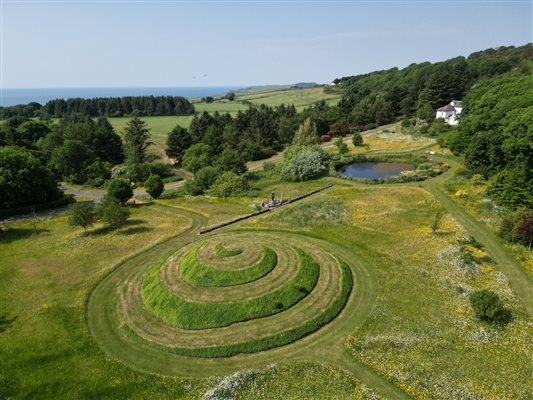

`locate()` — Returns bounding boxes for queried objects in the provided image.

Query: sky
[1,0,532,88]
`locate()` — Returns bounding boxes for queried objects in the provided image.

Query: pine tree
[165,125,192,164]
[123,117,152,165]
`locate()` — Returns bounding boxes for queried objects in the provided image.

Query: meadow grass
[0,204,210,399]
[2,146,531,399]
[246,185,532,400]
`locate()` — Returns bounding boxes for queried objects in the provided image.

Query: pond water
[339,162,416,179]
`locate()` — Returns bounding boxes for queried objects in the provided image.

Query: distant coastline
[0,86,244,107]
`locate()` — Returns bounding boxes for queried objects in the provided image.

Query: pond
[339,162,416,179]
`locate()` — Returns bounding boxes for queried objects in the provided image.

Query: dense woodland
[0,95,195,119]
[0,44,531,220]
[336,44,533,129]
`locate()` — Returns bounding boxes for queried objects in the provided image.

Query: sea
[0,86,245,107]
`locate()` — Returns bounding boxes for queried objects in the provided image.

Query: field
[237,86,342,110]
[1,130,532,399]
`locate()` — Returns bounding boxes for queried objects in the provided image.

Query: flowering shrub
[455,190,468,198]
[281,150,327,181]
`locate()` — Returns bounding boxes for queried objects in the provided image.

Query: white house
[436,100,463,125]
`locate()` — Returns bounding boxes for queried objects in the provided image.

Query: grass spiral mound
[87,214,375,374]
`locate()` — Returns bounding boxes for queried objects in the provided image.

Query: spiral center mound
[118,231,353,358]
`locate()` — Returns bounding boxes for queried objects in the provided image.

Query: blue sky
[1,1,531,88]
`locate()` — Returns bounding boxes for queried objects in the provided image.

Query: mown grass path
[422,174,533,317]
[86,205,412,399]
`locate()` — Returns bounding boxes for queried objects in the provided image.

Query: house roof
[437,104,456,112]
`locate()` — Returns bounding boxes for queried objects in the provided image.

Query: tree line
[0,95,195,119]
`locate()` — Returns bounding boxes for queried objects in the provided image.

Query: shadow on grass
[0,228,49,244]
[128,202,153,209]
[0,315,17,333]
[120,226,153,235]
[86,219,146,237]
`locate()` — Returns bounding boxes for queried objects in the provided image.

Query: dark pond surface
[339,162,416,179]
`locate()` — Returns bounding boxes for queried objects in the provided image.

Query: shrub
[469,290,511,324]
[144,174,164,199]
[97,195,130,229]
[470,173,485,185]
[455,190,468,198]
[262,161,276,175]
[147,161,171,178]
[68,202,97,231]
[499,209,533,248]
[184,180,204,196]
[281,150,327,182]
[106,178,133,204]
[208,172,250,198]
[351,131,363,146]
[193,166,220,192]
[334,137,349,155]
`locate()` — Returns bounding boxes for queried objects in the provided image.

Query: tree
[50,139,95,183]
[416,89,435,122]
[469,290,510,324]
[430,209,446,234]
[208,172,250,198]
[352,131,363,146]
[329,119,351,137]
[13,120,51,148]
[293,118,319,146]
[0,146,61,209]
[516,215,533,250]
[500,209,533,249]
[224,92,236,101]
[165,125,192,164]
[486,169,533,210]
[92,117,124,164]
[214,148,247,174]
[97,195,130,229]
[106,179,133,204]
[277,117,295,145]
[144,174,164,199]
[181,143,212,173]
[193,166,220,192]
[68,202,97,231]
[123,117,152,165]
[335,137,349,155]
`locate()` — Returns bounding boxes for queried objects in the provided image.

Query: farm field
[237,86,342,110]
[2,142,532,398]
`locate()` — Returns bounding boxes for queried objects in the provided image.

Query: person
[271,191,275,201]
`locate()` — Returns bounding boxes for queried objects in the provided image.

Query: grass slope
[180,245,276,286]
[141,247,319,329]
